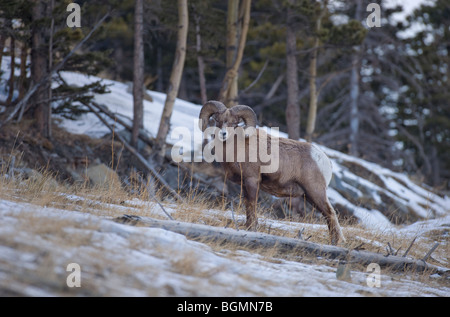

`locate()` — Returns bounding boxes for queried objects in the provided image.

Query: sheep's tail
[310,144,333,187]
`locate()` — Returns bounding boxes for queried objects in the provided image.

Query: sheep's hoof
[331,234,346,246]
[244,221,258,232]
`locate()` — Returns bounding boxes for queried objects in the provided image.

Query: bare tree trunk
[6,36,15,106]
[219,0,251,107]
[305,41,318,142]
[306,0,327,142]
[155,0,188,163]
[430,146,440,186]
[132,0,145,148]
[46,0,54,139]
[349,54,360,156]
[178,72,188,100]
[285,0,300,140]
[18,41,28,101]
[349,0,362,156]
[31,0,50,138]
[194,8,207,105]
[226,0,238,69]
[225,0,239,107]
[0,17,8,76]
[0,33,5,73]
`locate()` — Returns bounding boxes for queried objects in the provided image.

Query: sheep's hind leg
[324,197,346,245]
[305,189,345,245]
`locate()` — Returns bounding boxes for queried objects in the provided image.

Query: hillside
[0,70,449,297]
[54,71,449,229]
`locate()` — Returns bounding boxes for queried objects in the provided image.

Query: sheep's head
[199,101,257,141]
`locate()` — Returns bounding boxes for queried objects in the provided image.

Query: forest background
[0,0,448,190]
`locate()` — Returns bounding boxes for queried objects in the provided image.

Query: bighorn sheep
[199,100,345,245]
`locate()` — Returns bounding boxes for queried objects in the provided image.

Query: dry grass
[1,161,448,253]
[2,163,446,270]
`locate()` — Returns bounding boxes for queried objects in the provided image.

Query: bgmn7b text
[221,301,272,312]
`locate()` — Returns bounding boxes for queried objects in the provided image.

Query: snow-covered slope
[0,197,448,296]
[54,71,450,229]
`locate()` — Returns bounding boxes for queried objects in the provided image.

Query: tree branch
[83,102,183,202]
[89,101,154,148]
[240,59,269,95]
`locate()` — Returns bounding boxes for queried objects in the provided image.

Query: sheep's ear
[208,116,217,127]
[244,126,256,138]
[199,101,226,131]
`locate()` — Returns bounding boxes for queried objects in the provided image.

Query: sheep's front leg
[243,177,260,231]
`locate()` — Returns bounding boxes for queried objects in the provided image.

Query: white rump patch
[310,144,333,186]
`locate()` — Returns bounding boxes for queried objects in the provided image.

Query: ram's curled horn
[230,105,257,138]
[199,100,227,131]
[230,105,257,128]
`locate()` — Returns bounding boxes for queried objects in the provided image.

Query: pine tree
[395,0,450,187]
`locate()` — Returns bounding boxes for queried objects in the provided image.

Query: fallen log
[114,214,450,275]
